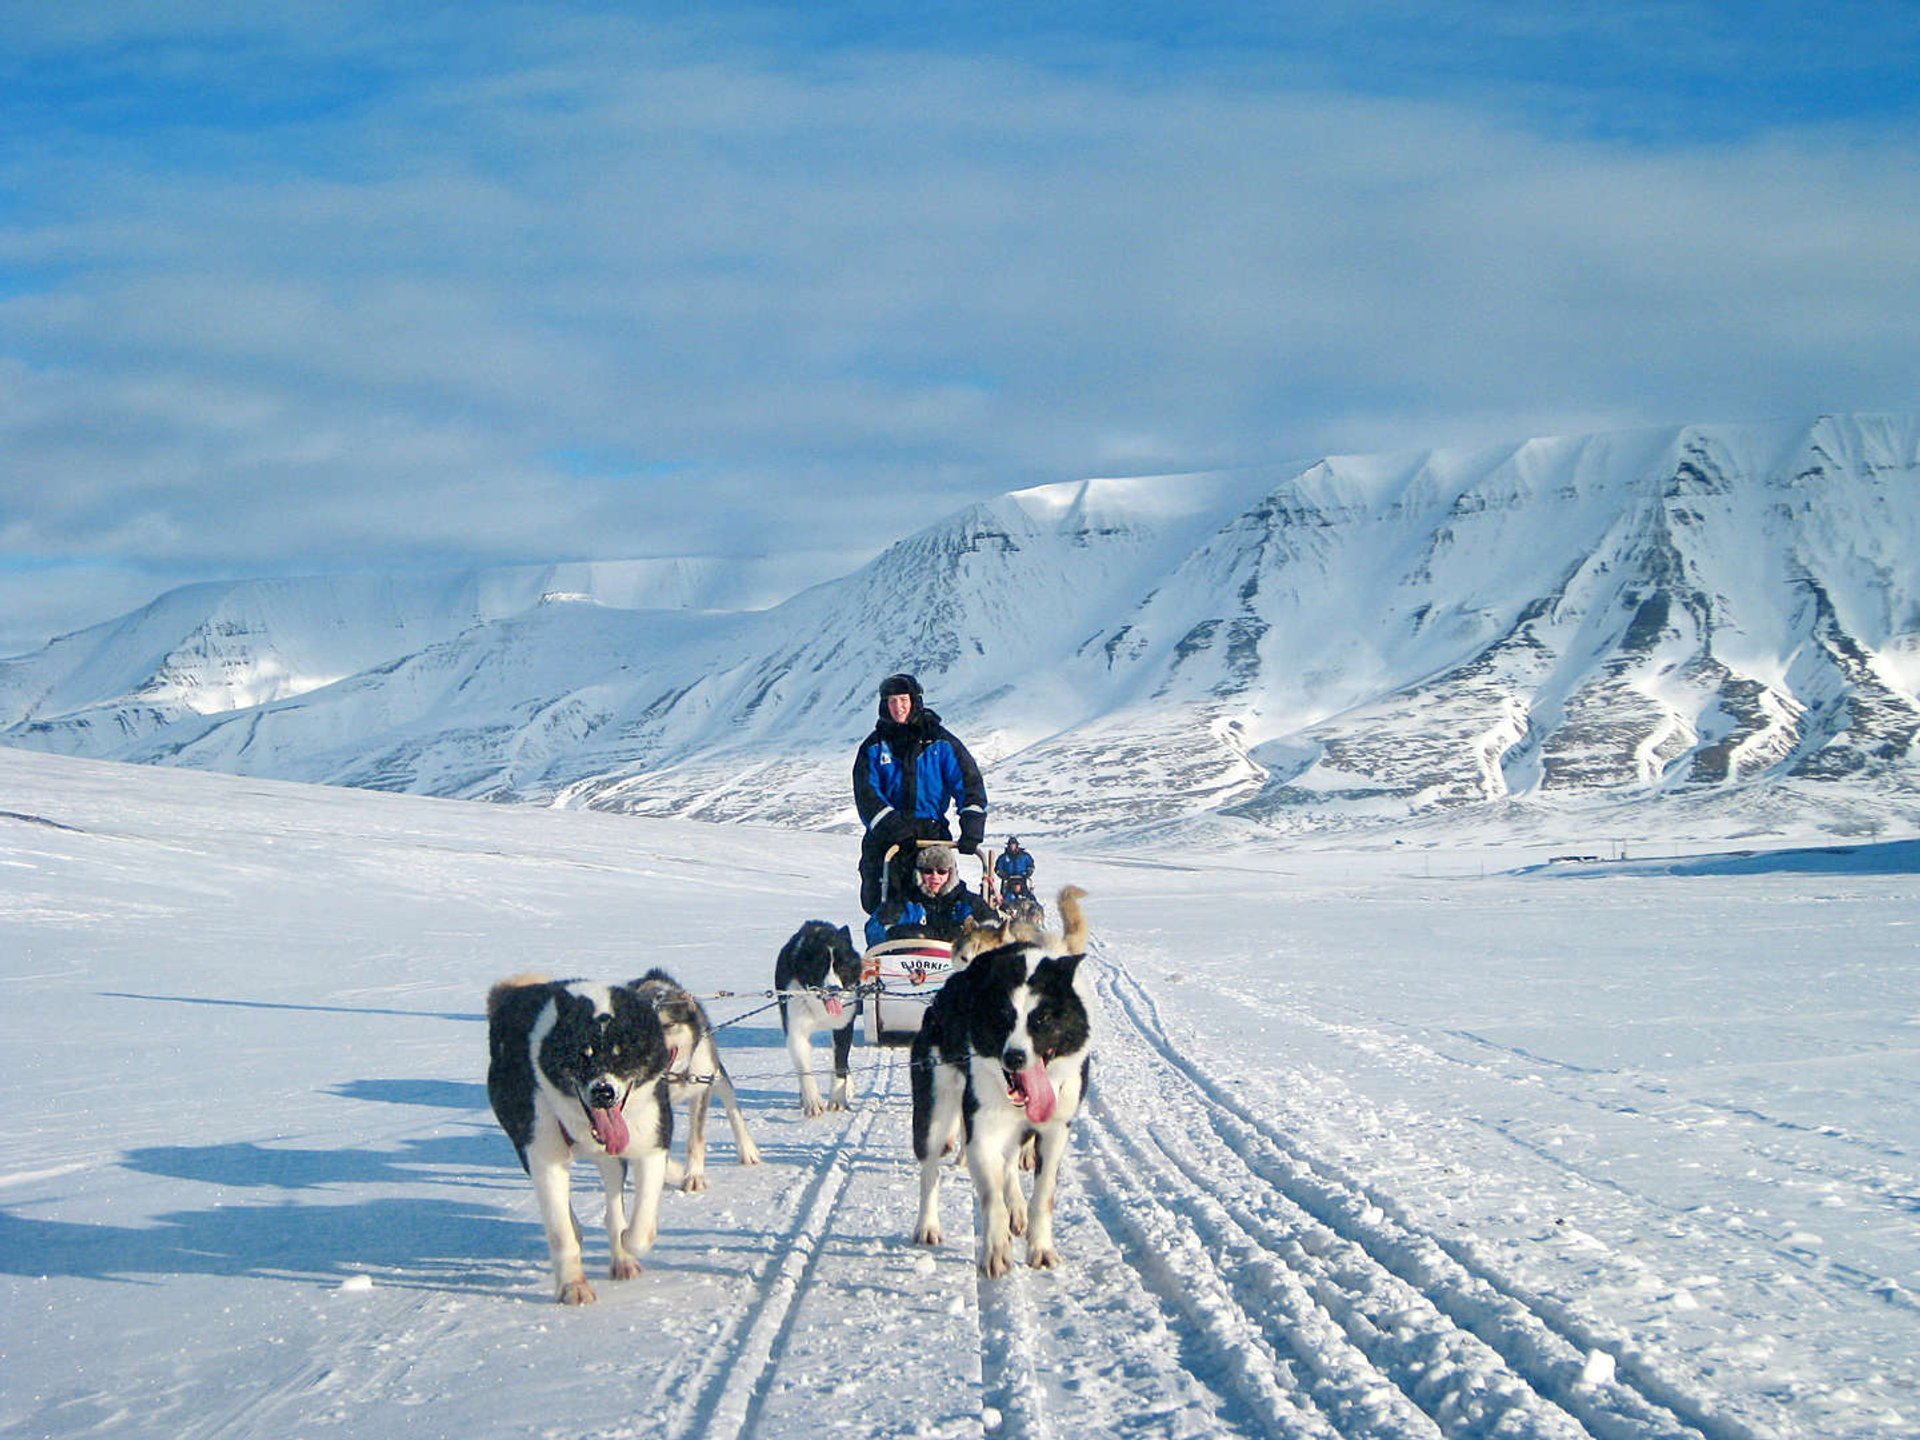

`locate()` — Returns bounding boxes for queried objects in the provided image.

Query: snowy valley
[1,746,1915,1439]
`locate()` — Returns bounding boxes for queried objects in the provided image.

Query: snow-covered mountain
[5,414,1919,841]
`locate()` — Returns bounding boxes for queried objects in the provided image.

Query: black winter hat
[878,673,922,700]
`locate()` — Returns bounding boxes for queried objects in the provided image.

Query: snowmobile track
[1094,953,1769,1440]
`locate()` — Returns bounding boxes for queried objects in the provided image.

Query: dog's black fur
[911,941,1091,1275]
[774,920,864,1115]
[486,975,674,1304]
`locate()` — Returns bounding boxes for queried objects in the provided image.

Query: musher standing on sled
[852,673,988,917]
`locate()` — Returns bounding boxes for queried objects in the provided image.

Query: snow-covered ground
[2,746,1915,1439]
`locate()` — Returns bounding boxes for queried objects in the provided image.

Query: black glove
[956,833,979,856]
[958,813,985,855]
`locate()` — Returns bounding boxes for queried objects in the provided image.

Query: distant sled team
[485,889,1095,1300]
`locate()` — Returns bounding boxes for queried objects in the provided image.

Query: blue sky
[3,1,1918,653]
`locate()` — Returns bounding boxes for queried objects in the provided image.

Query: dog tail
[1057,886,1089,953]
[487,972,553,1020]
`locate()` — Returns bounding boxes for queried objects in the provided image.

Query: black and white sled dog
[629,968,761,1190]
[911,890,1092,1276]
[774,920,863,1116]
[486,974,674,1305]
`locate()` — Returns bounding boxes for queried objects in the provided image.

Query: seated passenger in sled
[860,841,996,1046]
[864,842,994,949]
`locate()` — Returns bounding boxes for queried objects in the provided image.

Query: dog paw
[802,1100,827,1118]
[915,1222,944,1246]
[680,1172,709,1194]
[827,1098,849,1112]
[557,1278,598,1305]
[1027,1244,1062,1270]
[980,1242,1014,1278]
[608,1258,643,1281]
[738,1143,763,1166]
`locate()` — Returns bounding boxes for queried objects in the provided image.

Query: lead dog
[629,968,761,1190]
[952,887,1089,1176]
[486,974,674,1304]
[911,906,1092,1276]
[774,921,863,1116]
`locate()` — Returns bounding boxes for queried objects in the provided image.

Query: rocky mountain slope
[5,414,1917,842]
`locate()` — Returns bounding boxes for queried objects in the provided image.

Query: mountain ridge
[4,413,1917,844]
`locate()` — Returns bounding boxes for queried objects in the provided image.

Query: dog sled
[860,935,957,1046]
[858,836,993,1047]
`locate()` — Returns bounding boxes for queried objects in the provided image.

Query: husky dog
[951,887,1089,1175]
[486,974,674,1304]
[911,894,1092,1276]
[628,968,761,1191]
[955,884,1087,966]
[952,912,1043,966]
[774,921,864,1116]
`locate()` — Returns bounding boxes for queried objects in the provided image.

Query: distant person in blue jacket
[853,673,988,916]
[865,843,993,947]
[994,835,1035,904]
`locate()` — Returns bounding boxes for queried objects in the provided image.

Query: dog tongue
[825,995,844,1018]
[1014,1061,1056,1124]
[588,1105,629,1153]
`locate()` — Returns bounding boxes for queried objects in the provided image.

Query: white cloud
[1,9,1918,650]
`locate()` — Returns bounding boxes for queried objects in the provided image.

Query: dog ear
[979,942,1030,983]
[1036,953,1084,987]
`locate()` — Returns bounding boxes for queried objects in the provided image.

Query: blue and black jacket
[864,879,993,948]
[994,848,1034,886]
[852,702,987,853]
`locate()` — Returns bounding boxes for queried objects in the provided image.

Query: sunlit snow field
[2,747,1915,1439]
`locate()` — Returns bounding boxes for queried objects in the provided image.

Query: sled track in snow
[974,1251,1054,1439]
[1089,950,1769,1440]
[656,1066,902,1440]
[588,945,1771,1440]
